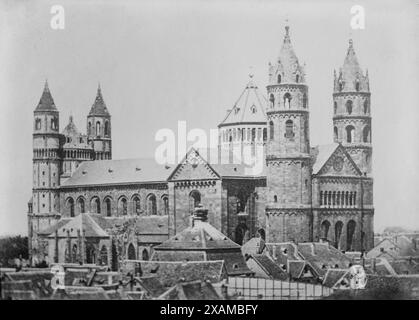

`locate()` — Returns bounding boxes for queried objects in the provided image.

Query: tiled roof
[297,243,352,277]
[34,81,57,112]
[158,280,222,300]
[133,260,226,287]
[136,276,167,297]
[46,213,108,238]
[322,269,350,288]
[288,260,306,279]
[219,75,267,126]
[249,254,288,280]
[241,237,265,256]
[88,85,110,116]
[265,242,302,266]
[61,158,173,187]
[155,219,240,251]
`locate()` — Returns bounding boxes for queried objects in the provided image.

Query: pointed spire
[88,83,110,116]
[336,39,369,93]
[35,80,57,112]
[270,23,305,84]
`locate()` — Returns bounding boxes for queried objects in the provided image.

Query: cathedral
[27,25,374,267]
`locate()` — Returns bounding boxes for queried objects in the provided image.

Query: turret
[265,25,312,243]
[333,39,372,175]
[87,84,112,160]
[30,80,62,265]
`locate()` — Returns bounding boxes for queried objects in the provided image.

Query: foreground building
[28,24,374,266]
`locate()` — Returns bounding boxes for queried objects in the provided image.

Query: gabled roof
[322,269,350,288]
[158,280,222,300]
[311,143,362,176]
[134,260,227,287]
[154,218,240,251]
[45,213,108,238]
[288,260,306,279]
[88,85,110,117]
[297,242,352,277]
[136,276,167,297]
[248,254,288,280]
[61,158,173,187]
[34,81,58,112]
[219,75,267,127]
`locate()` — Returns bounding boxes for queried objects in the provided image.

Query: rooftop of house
[157,280,222,300]
[247,254,288,281]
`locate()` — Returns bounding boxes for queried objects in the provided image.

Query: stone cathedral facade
[27,25,374,267]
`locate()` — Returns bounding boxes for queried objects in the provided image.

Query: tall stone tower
[265,26,312,243]
[29,81,62,264]
[87,85,112,160]
[333,39,372,175]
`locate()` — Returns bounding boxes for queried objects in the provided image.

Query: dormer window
[250,105,257,114]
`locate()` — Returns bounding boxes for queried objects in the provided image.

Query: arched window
[147,194,157,215]
[321,220,331,240]
[86,244,96,264]
[302,93,307,108]
[355,80,360,92]
[363,126,370,143]
[35,119,42,130]
[236,190,247,214]
[127,243,136,260]
[339,82,343,92]
[283,93,292,109]
[88,122,92,135]
[285,120,294,139]
[258,228,266,241]
[346,220,356,251]
[77,197,85,213]
[132,196,141,215]
[273,195,278,203]
[67,198,75,217]
[336,191,341,207]
[335,221,343,249]
[277,74,281,84]
[263,128,267,142]
[91,197,100,214]
[346,100,353,115]
[320,191,323,206]
[251,128,256,142]
[118,197,128,216]
[269,121,274,140]
[142,249,149,261]
[334,126,338,141]
[104,198,112,217]
[99,246,108,266]
[96,121,101,136]
[189,191,201,214]
[346,125,355,143]
[364,99,369,114]
[296,74,300,83]
[72,244,78,263]
[235,223,248,245]
[334,101,337,114]
[51,118,57,130]
[104,121,110,136]
[269,94,275,108]
[162,195,169,215]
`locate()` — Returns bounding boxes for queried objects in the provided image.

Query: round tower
[30,81,62,264]
[265,25,312,243]
[333,39,372,175]
[87,84,112,160]
[61,115,94,179]
[218,74,267,165]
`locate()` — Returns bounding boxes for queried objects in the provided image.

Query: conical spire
[35,80,57,112]
[335,39,369,92]
[220,74,266,126]
[269,24,305,84]
[88,83,110,116]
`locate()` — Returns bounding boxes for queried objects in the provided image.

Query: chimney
[191,204,208,227]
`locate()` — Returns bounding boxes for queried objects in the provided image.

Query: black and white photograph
[0,0,418,304]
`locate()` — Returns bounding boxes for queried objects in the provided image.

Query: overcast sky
[0,0,418,236]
